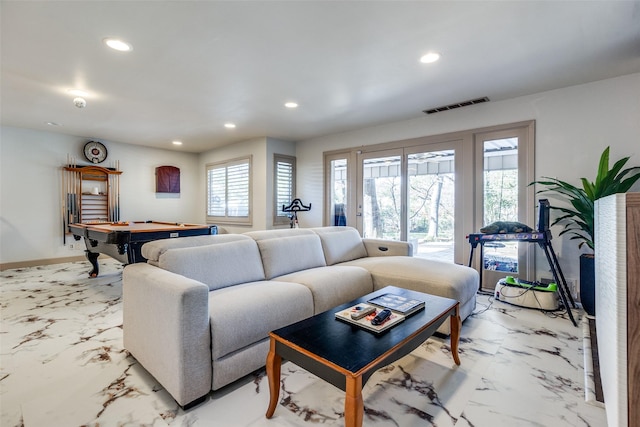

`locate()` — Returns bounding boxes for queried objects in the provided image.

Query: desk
[69,221,217,277]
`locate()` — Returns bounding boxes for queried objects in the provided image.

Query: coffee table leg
[450,305,461,366]
[265,339,282,418]
[344,375,363,427]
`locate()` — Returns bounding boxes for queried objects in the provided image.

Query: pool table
[69,221,217,277]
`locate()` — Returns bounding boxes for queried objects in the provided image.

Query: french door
[356,149,403,241]
[406,144,460,263]
[356,142,462,264]
[325,121,535,282]
[474,127,535,289]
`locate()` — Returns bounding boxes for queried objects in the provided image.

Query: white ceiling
[2,1,640,153]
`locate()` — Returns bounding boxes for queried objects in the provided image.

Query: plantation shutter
[206,156,252,224]
[227,162,249,217]
[207,166,226,216]
[274,155,296,224]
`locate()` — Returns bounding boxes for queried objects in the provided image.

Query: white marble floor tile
[0,260,607,427]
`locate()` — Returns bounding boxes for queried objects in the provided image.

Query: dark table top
[270,286,457,375]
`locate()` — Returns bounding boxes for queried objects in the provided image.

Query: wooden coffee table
[265,286,461,427]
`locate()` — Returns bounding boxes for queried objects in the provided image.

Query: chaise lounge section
[123,226,478,407]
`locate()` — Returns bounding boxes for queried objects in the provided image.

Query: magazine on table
[335,303,404,333]
[367,292,425,315]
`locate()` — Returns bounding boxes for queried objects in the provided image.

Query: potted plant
[531,146,640,315]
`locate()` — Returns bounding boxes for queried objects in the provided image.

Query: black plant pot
[580,253,596,316]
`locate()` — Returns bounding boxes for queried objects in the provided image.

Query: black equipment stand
[467,230,578,327]
[282,198,311,228]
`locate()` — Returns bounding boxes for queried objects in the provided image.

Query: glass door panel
[329,158,348,226]
[407,149,455,263]
[483,137,519,276]
[357,151,403,240]
[476,130,534,290]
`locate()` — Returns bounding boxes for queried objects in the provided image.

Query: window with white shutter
[206,156,252,225]
[274,154,296,225]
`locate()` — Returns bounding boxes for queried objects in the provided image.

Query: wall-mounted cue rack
[61,157,122,243]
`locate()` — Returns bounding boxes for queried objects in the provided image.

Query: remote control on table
[371,309,392,325]
[350,305,377,320]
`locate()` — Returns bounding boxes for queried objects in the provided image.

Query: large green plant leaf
[530,146,640,250]
[594,146,610,192]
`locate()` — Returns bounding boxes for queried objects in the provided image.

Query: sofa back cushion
[311,226,367,265]
[254,234,326,279]
[244,228,315,240]
[158,239,265,291]
[142,234,251,263]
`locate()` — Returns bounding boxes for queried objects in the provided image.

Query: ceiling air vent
[423,97,490,114]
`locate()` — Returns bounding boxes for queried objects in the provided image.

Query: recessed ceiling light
[46,122,61,126]
[224,123,236,129]
[67,89,88,97]
[172,141,183,146]
[103,38,133,52]
[284,102,298,109]
[419,52,441,64]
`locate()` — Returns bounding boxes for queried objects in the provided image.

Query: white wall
[0,127,200,264]
[295,73,640,281]
[2,73,639,271]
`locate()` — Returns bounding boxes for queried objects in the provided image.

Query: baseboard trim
[0,256,87,271]
[588,317,604,403]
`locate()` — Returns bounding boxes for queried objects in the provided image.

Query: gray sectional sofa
[122,226,478,408]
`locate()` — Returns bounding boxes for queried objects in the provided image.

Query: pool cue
[116,160,120,221]
[110,173,114,222]
[61,163,66,244]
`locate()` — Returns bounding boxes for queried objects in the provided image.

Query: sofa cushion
[310,226,368,265]
[342,256,478,304]
[142,234,251,263]
[158,239,265,291]
[209,281,314,360]
[254,234,326,279]
[211,339,270,391]
[275,265,373,314]
[245,228,315,240]
[341,256,478,335]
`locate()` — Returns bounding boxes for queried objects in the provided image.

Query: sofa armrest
[123,263,211,407]
[362,238,413,257]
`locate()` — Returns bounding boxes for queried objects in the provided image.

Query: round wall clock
[83,141,108,164]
